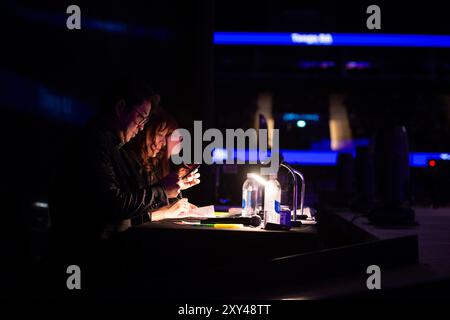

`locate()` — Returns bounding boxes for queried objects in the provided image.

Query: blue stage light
[214,32,450,48]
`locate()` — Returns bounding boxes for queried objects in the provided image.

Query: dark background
[1,0,450,298]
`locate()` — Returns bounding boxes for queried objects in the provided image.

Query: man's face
[120,100,152,143]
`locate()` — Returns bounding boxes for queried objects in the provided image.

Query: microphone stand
[280,162,305,227]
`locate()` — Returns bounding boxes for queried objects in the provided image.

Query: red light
[428,160,436,167]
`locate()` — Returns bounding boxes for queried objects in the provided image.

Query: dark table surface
[99,219,322,299]
[126,220,322,262]
[102,208,427,299]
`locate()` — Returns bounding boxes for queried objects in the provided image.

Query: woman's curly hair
[128,107,178,185]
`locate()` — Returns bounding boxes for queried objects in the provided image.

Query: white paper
[187,205,215,218]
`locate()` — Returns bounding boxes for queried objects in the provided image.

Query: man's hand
[159,172,181,198]
[179,169,200,190]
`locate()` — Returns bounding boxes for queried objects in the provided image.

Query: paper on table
[187,205,215,218]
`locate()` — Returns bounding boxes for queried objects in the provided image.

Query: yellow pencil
[194,223,244,229]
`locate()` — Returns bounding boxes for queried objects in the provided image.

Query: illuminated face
[121,100,152,143]
[147,127,169,157]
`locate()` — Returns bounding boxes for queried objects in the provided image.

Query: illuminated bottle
[263,174,281,224]
[242,174,259,217]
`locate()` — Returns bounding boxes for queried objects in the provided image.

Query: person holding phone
[48,77,184,264]
[126,107,201,223]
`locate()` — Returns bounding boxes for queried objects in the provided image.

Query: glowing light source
[214,32,450,48]
[346,61,372,70]
[33,202,48,209]
[428,160,437,167]
[297,120,306,128]
[248,173,268,186]
[282,113,320,122]
[211,149,450,167]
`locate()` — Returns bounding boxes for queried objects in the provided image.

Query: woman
[126,107,200,223]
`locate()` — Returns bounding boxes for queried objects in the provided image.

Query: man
[47,78,203,297]
[49,78,187,256]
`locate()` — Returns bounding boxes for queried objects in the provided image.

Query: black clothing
[49,119,168,251]
[126,148,183,209]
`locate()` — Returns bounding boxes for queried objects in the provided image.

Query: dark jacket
[49,119,168,251]
[126,148,183,208]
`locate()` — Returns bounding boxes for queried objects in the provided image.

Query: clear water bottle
[256,186,265,219]
[242,174,259,217]
[263,174,281,224]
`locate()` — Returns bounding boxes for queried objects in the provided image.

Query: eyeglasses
[135,109,150,126]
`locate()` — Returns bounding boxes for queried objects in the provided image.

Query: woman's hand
[164,198,192,219]
[179,169,200,190]
[150,198,199,221]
